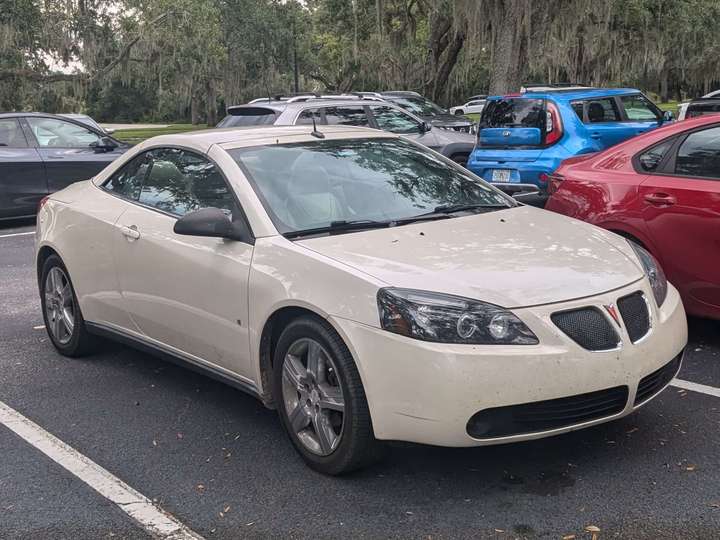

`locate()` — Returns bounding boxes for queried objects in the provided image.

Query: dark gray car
[356,91,475,133]
[0,112,127,219]
[217,97,476,165]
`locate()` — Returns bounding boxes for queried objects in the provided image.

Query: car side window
[570,101,584,121]
[369,105,422,134]
[103,153,151,200]
[26,117,102,148]
[674,126,720,179]
[638,139,674,172]
[138,148,241,218]
[621,95,659,121]
[687,101,720,119]
[0,119,28,148]
[585,98,621,123]
[296,109,323,125]
[323,106,369,127]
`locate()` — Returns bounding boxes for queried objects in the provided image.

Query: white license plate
[492,169,512,183]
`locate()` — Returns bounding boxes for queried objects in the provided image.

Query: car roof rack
[381,90,422,97]
[521,83,594,93]
[287,94,384,103]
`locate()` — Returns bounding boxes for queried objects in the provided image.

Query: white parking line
[671,378,720,398]
[0,231,34,238]
[0,400,204,540]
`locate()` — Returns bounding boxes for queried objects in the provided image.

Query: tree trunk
[205,81,217,126]
[191,92,201,125]
[660,66,669,103]
[488,0,528,95]
[431,28,465,102]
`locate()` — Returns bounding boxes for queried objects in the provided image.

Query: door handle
[590,133,601,139]
[120,225,141,240]
[644,192,676,206]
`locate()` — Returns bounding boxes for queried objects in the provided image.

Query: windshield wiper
[432,203,511,214]
[283,219,391,239]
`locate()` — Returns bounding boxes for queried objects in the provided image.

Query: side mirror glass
[662,110,674,123]
[420,121,432,133]
[173,207,249,241]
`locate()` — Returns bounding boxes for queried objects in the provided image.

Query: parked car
[468,88,672,195]
[677,89,720,120]
[59,113,115,135]
[36,125,686,474]
[0,112,127,219]
[450,97,487,116]
[676,97,720,121]
[362,91,475,133]
[218,97,476,165]
[545,115,720,319]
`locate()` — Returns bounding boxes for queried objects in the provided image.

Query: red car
[546,115,720,319]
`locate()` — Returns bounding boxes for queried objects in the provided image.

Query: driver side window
[26,117,102,148]
[138,148,241,218]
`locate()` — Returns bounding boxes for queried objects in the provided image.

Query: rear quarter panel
[36,181,134,329]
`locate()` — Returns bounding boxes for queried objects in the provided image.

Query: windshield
[228,138,513,236]
[386,96,446,117]
[480,98,545,128]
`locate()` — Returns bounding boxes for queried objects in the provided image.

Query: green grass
[113,124,209,144]
[656,100,680,115]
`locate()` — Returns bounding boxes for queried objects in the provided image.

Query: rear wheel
[273,316,382,475]
[454,109,464,116]
[40,255,98,357]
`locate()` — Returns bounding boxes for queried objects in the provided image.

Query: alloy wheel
[44,267,75,345]
[281,338,346,456]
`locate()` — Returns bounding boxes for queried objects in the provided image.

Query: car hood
[431,127,476,145]
[425,112,473,128]
[297,206,644,308]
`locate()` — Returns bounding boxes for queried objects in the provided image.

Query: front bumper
[332,280,687,447]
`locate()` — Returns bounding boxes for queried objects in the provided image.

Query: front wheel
[454,109,464,116]
[273,316,382,475]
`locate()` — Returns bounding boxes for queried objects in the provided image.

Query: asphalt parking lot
[1,219,718,540]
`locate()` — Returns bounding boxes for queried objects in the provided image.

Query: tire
[40,254,99,357]
[454,109,464,116]
[450,153,469,167]
[273,315,383,475]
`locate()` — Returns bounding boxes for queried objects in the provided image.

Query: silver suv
[217,96,476,166]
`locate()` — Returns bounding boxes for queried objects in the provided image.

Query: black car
[373,91,475,133]
[684,97,720,119]
[0,112,127,219]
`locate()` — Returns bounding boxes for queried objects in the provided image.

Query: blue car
[467,87,672,193]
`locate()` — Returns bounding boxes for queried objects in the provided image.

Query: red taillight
[545,102,563,145]
[38,195,50,212]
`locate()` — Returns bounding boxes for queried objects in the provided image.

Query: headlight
[377,288,538,345]
[628,240,667,307]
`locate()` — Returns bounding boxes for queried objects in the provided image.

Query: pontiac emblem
[502,130,511,137]
[604,304,621,327]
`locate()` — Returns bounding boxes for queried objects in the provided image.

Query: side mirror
[173,207,250,241]
[90,136,118,152]
[420,121,432,133]
[661,110,674,123]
